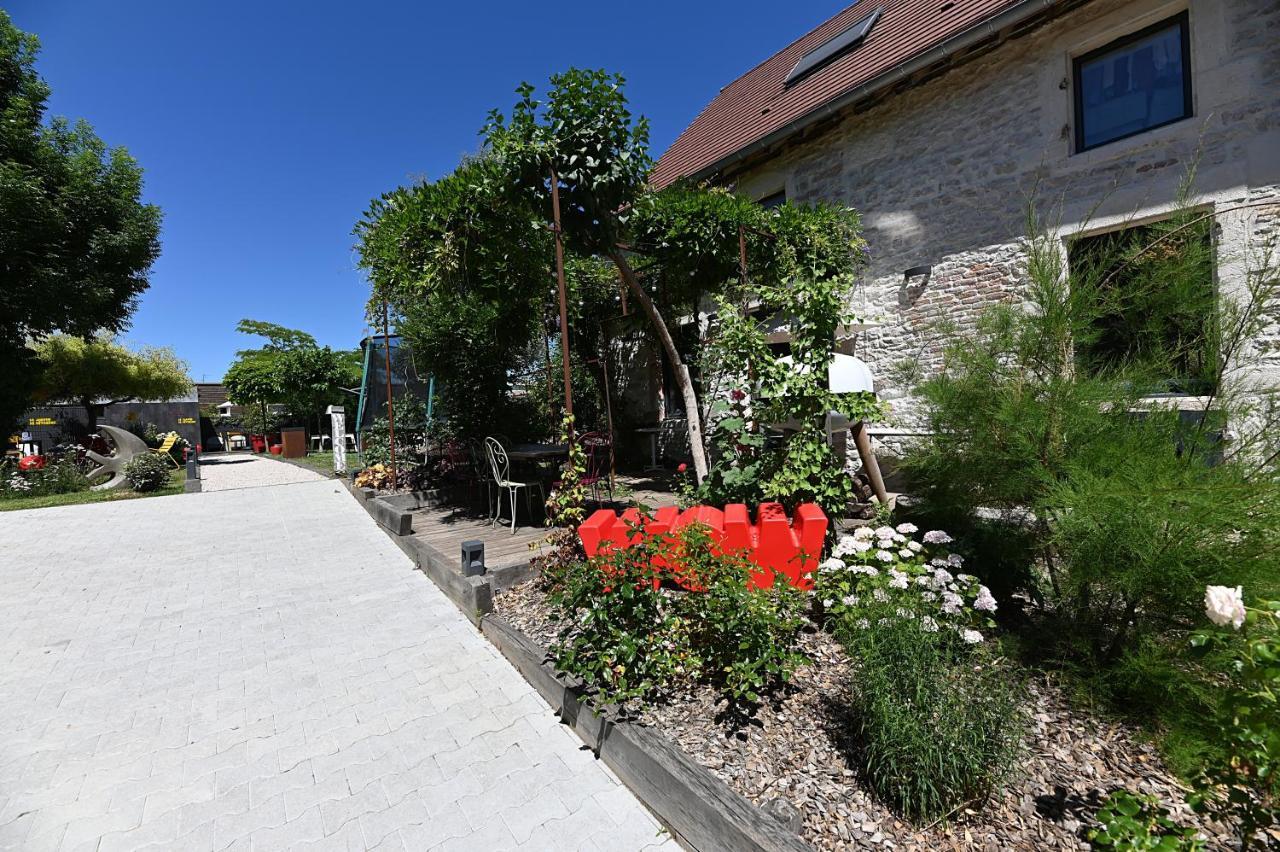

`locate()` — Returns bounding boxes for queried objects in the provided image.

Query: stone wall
[731,0,1280,427]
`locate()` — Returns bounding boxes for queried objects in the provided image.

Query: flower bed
[495,518,1242,850]
[496,578,1230,850]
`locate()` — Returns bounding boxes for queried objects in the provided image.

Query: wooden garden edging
[342,479,815,852]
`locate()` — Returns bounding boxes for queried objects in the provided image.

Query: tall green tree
[360,68,867,482]
[0,11,162,428]
[222,319,359,432]
[32,335,190,431]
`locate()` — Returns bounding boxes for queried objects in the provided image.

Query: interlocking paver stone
[0,480,675,850]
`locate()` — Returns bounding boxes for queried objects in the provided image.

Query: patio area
[405,471,681,577]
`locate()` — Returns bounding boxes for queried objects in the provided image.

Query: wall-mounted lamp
[461,540,485,577]
[902,265,932,279]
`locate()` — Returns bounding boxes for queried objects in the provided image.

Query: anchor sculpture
[85,425,151,491]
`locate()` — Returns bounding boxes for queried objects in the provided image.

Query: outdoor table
[506,442,568,462]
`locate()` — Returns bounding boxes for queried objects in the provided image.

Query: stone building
[653,0,1280,431]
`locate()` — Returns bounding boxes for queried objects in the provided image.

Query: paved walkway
[198,455,327,492]
[0,481,675,851]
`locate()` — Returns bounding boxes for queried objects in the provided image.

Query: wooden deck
[407,471,680,574]
[408,506,552,572]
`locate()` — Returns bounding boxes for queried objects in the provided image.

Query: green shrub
[545,522,807,706]
[546,532,683,704]
[901,192,1280,669]
[846,616,1023,822]
[1089,791,1204,850]
[123,453,170,492]
[359,416,424,468]
[676,524,808,703]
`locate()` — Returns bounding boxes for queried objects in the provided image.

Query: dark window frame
[1072,11,1192,153]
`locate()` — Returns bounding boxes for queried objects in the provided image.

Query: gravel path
[198,454,326,492]
[0,480,675,851]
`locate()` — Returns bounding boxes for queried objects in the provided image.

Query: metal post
[383,302,398,484]
[549,167,574,435]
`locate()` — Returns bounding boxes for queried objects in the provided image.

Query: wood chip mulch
[495,582,1242,850]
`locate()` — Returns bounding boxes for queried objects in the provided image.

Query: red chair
[579,431,613,504]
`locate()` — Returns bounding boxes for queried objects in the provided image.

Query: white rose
[1204,585,1246,630]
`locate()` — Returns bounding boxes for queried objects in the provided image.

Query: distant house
[654,0,1279,428]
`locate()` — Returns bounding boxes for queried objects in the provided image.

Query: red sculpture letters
[578,502,828,591]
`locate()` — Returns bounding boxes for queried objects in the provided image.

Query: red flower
[731,389,746,401]
[18,455,46,471]
[676,463,688,473]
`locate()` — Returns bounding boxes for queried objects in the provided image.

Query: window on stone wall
[1073,12,1192,152]
[1068,214,1217,395]
[758,190,787,209]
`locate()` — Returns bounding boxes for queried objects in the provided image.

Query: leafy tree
[0,11,162,428]
[222,319,358,432]
[357,70,868,479]
[32,335,190,431]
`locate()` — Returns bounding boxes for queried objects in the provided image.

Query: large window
[1068,215,1216,395]
[1073,12,1191,152]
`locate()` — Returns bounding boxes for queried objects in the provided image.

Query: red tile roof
[651,0,1032,188]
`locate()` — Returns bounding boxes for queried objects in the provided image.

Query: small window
[758,190,786,209]
[1073,12,1191,152]
[785,8,882,85]
[1068,214,1216,395]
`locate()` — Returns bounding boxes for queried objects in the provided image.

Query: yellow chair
[151,432,181,468]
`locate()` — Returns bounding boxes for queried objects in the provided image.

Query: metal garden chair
[484,436,545,534]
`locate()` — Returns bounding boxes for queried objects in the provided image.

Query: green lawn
[287,451,343,475]
[0,468,185,512]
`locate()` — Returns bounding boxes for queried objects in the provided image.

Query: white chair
[484,437,545,534]
[310,434,332,452]
[344,434,357,452]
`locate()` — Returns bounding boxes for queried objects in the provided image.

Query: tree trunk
[82,397,98,434]
[607,248,709,484]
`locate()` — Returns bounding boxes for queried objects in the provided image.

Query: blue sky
[8,1,846,382]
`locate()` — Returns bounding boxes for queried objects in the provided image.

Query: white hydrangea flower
[833,536,857,557]
[892,533,907,544]
[941,591,963,615]
[930,557,949,567]
[841,594,859,606]
[933,567,954,585]
[957,573,975,584]
[923,530,953,545]
[875,549,895,563]
[946,553,964,567]
[820,557,845,573]
[898,549,914,560]
[896,522,918,534]
[920,616,939,633]
[851,539,873,553]
[877,539,895,551]
[853,525,876,540]
[896,607,914,619]
[907,540,923,553]
[852,565,880,577]
[823,598,834,607]
[1205,585,1246,629]
[872,588,889,603]
[854,618,870,629]
[888,571,909,590]
[974,586,998,612]
[920,591,937,602]
[961,629,983,644]
[915,575,932,587]
[874,526,896,539]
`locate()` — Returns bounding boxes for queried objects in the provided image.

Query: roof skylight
[785,7,883,85]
